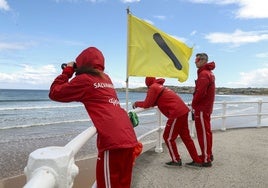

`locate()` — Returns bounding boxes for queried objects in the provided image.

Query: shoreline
[1,88,268,96]
[116,86,268,96]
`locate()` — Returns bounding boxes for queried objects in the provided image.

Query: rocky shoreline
[116,86,268,95]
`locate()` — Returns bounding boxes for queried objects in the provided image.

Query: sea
[0,89,268,130]
[0,89,268,179]
[1,89,268,137]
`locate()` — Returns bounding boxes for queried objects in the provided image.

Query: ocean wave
[0,119,91,130]
[0,104,84,111]
[0,102,128,111]
[0,99,50,102]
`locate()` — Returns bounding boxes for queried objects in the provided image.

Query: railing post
[154,108,163,153]
[24,126,97,188]
[221,101,227,131]
[24,146,79,188]
[189,119,195,137]
[257,99,262,127]
[188,104,195,137]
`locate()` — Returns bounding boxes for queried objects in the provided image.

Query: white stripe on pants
[167,119,178,162]
[200,111,208,163]
[104,150,111,188]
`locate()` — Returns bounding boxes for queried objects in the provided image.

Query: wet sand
[0,134,157,188]
[0,125,156,188]
[0,133,98,180]
[0,134,98,188]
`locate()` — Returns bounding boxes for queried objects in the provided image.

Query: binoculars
[61,63,77,70]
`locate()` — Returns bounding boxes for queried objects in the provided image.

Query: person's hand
[61,61,76,69]
[191,110,195,121]
[66,61,76,67]
[132,102,137,109]
[62,62,75,78]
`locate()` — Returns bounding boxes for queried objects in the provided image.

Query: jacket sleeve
[192,72,210,109]
[49,73,86,103]
[134,85,160,108]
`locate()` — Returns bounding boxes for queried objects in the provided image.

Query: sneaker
[165,160,182,167]
[198,154,214,162]
[202,162,212,167]
[186,161,202,168]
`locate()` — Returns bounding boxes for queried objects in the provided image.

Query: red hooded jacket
[49,47,138,152]
[134,77,189,118]
[192,62,216,114]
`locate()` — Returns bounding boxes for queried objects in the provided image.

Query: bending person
[133,77,202,167]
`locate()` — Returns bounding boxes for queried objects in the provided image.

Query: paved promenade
[132,127,268,188]
[1,127,267,188]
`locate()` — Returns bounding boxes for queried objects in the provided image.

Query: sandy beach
[0,123,155,186]
[0,131,98,180]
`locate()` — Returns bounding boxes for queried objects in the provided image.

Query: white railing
[212,99,268,131]
[23,100,268,188]
[24,126,97,188]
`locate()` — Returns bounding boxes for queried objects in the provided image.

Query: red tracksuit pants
[194,110,213,163]
[163,113,201,163]
[96,148,134,188]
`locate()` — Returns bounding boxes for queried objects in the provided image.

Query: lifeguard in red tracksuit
[133,77,202,167]
[49,47,140,188]
[192,53,215,167]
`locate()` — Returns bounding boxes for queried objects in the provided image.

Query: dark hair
[196,53,208,60]
[75,66,104,78]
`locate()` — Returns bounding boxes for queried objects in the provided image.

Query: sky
[1,0,268,90]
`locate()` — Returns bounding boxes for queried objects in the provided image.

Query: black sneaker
[202,162,212,167]
[186,161,202,168]
[198,154,214,162]
[165,160,182,167]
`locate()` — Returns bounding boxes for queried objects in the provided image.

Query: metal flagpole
[125,7,131,111]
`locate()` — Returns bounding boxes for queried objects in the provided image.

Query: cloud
[256,52,268,58]
[143,19,154,25]
[171,35,188,43]
[0,0,10,11]
[205,29,268,47]
[121,0,140,3]
[0,42,36,51]
[235,0,268,19]
[0,64,58,89]
[188,0,268,19]
[190,30,197,36]
[112,77,144,88]
[54,0,106,3]
[227,67,268,88]
[153,15,167,21]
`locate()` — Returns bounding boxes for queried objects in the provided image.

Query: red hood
[145,77,165,87]
[198,61,215,73]
[75,47,105,71]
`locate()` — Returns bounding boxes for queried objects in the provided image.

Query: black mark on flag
[153,33,182,70]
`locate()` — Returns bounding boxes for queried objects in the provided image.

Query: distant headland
[116,86,268,95]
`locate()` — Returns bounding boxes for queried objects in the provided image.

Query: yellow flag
[127,14,193,82]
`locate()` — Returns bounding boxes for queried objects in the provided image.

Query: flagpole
[125,7,131,111]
